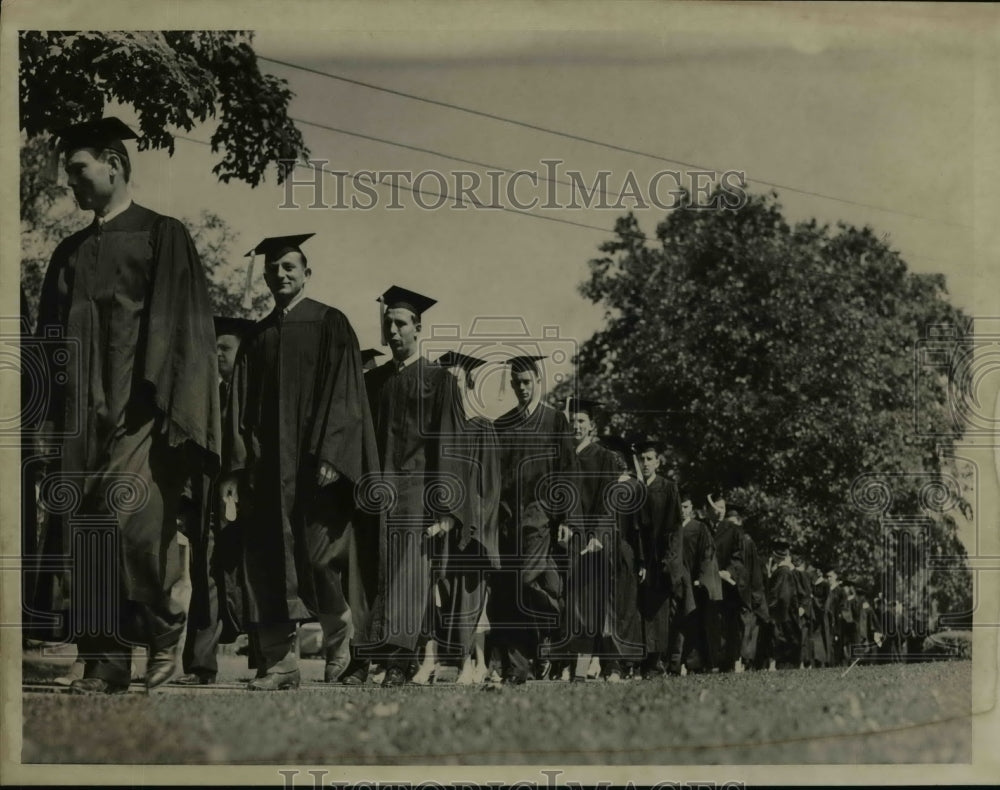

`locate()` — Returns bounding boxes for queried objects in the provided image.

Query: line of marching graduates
[25,120,920,697]
[170,238,909,688]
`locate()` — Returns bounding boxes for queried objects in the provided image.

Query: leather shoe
[69,677,129,695]
[173,672,216,686]
[145,647,180,690]
[247,669,300,691]
[381,665,407,687]
[339,659,369,685]
[324,660,349,683]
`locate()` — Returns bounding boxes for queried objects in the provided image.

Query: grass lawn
[19,653,971,765]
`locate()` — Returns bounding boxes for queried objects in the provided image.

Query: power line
[259,55,971,230]
[174,134,620,236]
[290,115,633,206]
[173,133,968,272]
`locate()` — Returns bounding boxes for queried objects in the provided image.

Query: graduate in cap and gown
[676,494,722,673]
[557,398,624,680]
[792,554,815,667]
[33,117,221,693]
[222,234,379,690]
[739,524,770,670]
[363,287,478,686]
[765,540,802,669]
[174,316,255,685]
[488,355,581,684]
[712,509,748,671]
[597,436,647,679]
[431,350,501,681]
[632,439,689,677]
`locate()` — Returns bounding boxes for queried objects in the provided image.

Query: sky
[12,5,1000,419]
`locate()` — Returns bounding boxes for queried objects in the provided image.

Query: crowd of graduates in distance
[24,118,934,696]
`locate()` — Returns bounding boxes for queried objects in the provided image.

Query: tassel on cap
[242,253,256,310]
[379,294,388,346]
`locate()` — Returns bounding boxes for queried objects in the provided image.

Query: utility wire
[259,55,971,230]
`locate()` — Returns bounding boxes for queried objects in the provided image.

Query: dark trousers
[247,622,298,675]
[488,504,562,680]
[182,572,221,675]
[679,587,721,672]
[77,600,184,685]
[437,537,491,665]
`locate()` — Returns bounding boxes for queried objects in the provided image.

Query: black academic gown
[767,563,801,668]
[741,532,769,665]
[489,402,580,674]
[636,475,685,655]
[679,517,720,670]
[364,357,476,653]
[793,567,814,666]
[33,203,220,658]
[560,440,621,654]
[225,298,379,639]
[436,412,501,659]
[609,472,645,664]
[812,578,831,665]
[824,582,850,666]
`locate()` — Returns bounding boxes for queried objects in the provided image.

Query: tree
[575,191,972,620]
[19,31,307,186]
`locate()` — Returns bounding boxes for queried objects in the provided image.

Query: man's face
[216,333,241,382]
[570,411,595,442]
[263,252,309,303]
[639,449,659,479]
[384,308,419,360]
[65,148,115,211]
[511,370,538,406]
[681,499,694,521]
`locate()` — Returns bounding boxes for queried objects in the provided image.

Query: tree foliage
[575,191,972,622]
[19,31,307,186]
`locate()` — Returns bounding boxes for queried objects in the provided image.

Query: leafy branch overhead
[19,31,308,186]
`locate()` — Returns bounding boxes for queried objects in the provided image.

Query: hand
[218,475,239,505]
[693,579,701,587]
[638,567,647,583]
[218,475,239,523]
[798,606,805,617]
[426,515,455,538]
[557,524,572,545]
[316,461,340,487]
[580,537,603,555]
[719,569,736,585]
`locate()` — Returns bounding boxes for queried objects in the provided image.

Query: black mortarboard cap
[377,286,437,347]
[499,354,547,399]
[634,436,665,455]
[435,350,488,370]
[771,539,791,556]
[565,397,603,418]
[213,315,255,338]
[54,117,138,157]
[377,286,437,317]
[245,234,315,264]
[242,233,315,309]
[361,348,385,367]
[504,354,547,374]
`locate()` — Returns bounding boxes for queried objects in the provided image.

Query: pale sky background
[101,17,997,418]
[8,5,999,423]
